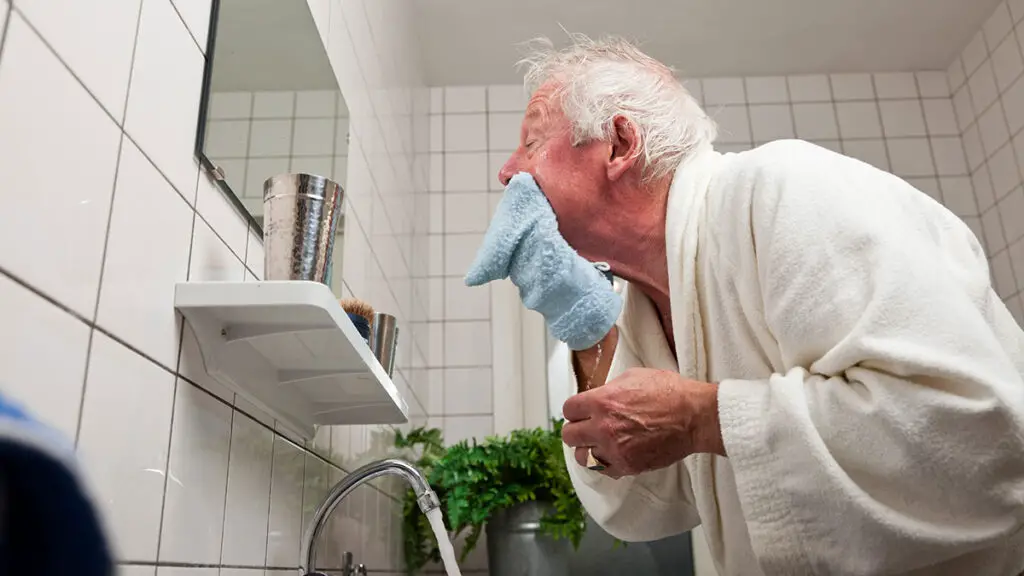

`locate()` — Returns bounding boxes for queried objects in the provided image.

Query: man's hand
[561,368,725,478]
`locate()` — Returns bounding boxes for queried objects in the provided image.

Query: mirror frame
[193,0,265,237]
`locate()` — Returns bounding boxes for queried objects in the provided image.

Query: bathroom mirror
[195,0,349,241]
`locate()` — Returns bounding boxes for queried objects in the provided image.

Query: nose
[497,153,517,187]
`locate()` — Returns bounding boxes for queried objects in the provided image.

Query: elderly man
[464,35,1024,575]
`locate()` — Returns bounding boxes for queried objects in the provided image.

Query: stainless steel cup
[263,173,344,284]
[369,313,399,378]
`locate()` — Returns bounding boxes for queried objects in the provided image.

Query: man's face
[497,82,610,254]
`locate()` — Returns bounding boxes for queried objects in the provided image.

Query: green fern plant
[393,420,586,574]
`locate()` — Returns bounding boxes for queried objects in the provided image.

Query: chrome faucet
[300,458,441,576]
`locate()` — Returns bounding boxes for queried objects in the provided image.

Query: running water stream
[426,507,463,576]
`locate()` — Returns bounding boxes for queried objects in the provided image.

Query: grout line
[167,0,204,56]
[153,369,181,561]
[216,406,236,565]
[0,0,12,64]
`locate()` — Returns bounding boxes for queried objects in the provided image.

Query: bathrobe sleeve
[719,141,1024,575]
[563,329,702,541]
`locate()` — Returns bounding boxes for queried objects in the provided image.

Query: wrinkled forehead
[524,83,565,127]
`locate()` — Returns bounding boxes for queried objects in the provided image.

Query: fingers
[562,391,598,422]
[561,419,601,448]
[574,446,589,467]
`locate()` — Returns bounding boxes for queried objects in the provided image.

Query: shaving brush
[339,298,375,342]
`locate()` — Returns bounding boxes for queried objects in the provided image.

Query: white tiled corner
[792,103,838,140]
[123,0,204,202]
[444,277,490,321]
[939,176,978,217]
[444,233,483,276]
[444,415,493,445]
[843,139,890,171]
[978,102,1012,156]
[879,100,927,137]
[77,332,175,562]
[873,72,918,99]
[787,74,831,102]
[0,14,121,317]
[488,84,527,112]
[444,86,486,113]
[887,138,935,177]
[158,382,232,564]
[923,99,960,136]
[489,112,522,152]
[931,137,969,176]
[96,139,193,371]
[443,367,493,415]
[189,217,246,282]
[916,71,950,97]
[170,0,213,51]
[830,73,874,101]
[444,113,487,152]
[266,435,305,567]
[748,104,794,142]
[702,77,745,105]
[835,102,882,139]
[0,273,89,439]
[744,77,788,104]
[711,106,751,144]
[444,192,489,234]
[444,321,491,367]
[17,0,141,119]
[220,411,274,565]
[991,32,1024,92]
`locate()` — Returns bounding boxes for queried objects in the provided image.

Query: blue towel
[465,172,622,350]
[0,392,113,575]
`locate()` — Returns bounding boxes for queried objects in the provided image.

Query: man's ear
[607,115,641,182]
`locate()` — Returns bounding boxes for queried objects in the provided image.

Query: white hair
[518,34,716,182]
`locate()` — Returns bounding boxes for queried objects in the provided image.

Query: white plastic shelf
[174,281,409,439]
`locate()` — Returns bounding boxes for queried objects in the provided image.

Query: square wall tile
[842,140,890,171]
[978,103,1012,156]
[879,100,927,137]
[444,193,489,234]
[77,332,175,561]
[1004,75,1024,135]
[0,274,89,439]
[836,102,882,139]
[97,139,193,371]
[246,229,265,279]
[999,187,1024,243]
[246,157,289,199]
[1011,0,1024,23]
[17,0,141,119]
[488,85,527,112]
[1010,238,1024,289]
[430,115,443,152]
[296,90,337,117]
[209,92,252,119]
[793,103,839,140]
[953,84,976,130]
[982,207,1008,253]
[702,77,745,105]
[873,72,918,99]
[189,217,246,282]
[711,106,751,144]
[931,137,969,176]
[969,61,1000,116]
[989,143,1022,197]
[159,382,232,563]
[249,119,294,157]
[445,86,486,113]
[744,77,788,104]
[444,113,487,152]
[293,118,336,156]
[443,368,493,415]
[444,415,493,445]
[984,1,1015,50]
[963,124,986,170]
[253,91,294,118]
[445,277,490,320]
[830,73,874,100]
[948,57,967,92]
[0,15,121,317]
[220,411,274,565]
[992,33,1024,92]
[887,138,935,177]
[940,176,978,217]
[748,104,794,142]
[266,435,305,567]
[124,0,204,201]
[444,153,489,191]
[962,30,989,76]
[205,120,250,158]
[444,321,491,366]
[974,166,998,213]
[445,233,484,276]
[489,112,523,152]
[787,75,831,102]
[923,99,960,136]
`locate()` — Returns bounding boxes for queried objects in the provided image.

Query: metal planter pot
[486,501,572,576]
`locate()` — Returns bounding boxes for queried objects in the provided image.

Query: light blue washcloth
[465,172,622,350]
[0,391,113,574]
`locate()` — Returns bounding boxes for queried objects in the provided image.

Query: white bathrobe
[564,140,1024,575]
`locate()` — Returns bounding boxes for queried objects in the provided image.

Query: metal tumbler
[369,313,399,378]
[263,173,344,284]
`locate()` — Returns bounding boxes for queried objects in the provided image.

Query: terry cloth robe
[563,139,1024,576]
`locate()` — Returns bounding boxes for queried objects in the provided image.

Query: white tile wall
[947,0,1024,321]
[0,0,426,573]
